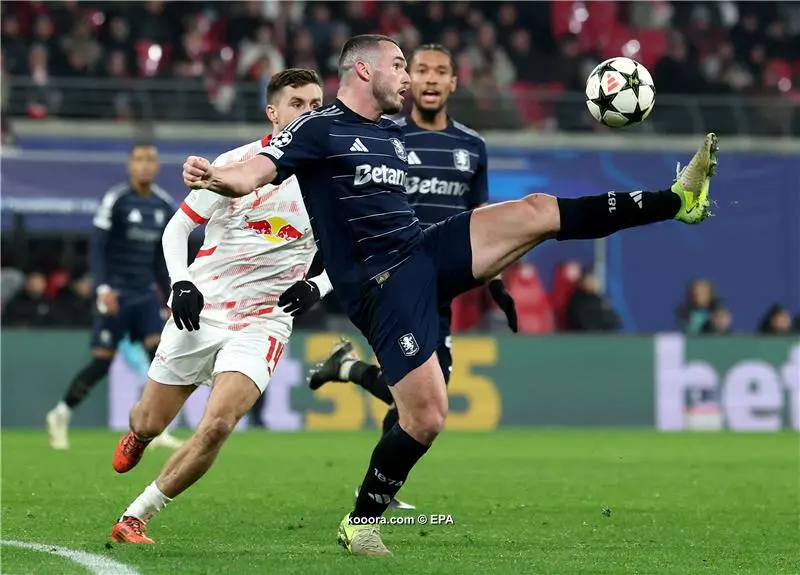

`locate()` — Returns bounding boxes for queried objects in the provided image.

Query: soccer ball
[585,57,656,128]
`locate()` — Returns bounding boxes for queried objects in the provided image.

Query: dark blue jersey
[259,100,423,299]
[397,117,489,228]
[91,183,175,303]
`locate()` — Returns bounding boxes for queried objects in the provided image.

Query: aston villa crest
[453,149,471,171]
[390,138,407,161]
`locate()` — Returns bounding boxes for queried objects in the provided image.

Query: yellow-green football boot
[672,133,719,224]
[337,514,391,556]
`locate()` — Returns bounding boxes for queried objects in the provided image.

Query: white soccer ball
[585,57,656,128]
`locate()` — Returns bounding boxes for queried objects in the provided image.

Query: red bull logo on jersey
[245,216,303,243]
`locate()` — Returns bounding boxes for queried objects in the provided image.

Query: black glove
[278,279,321,317]
[488,279,518,333]
[171,280,204,331]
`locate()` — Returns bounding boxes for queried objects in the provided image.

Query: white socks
[55,401,71,417]
[122,481,173,523]
[339,359,356,381]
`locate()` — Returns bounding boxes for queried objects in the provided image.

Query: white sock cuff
[148,481,173,504]
[339,359,356,381]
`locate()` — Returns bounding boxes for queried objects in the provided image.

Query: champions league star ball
[585,57,656,128]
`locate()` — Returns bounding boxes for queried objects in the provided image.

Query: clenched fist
[183,156,214,189]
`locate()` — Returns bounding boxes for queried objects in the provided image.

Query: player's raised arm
[183,154,277,198]
[161,190,227,330]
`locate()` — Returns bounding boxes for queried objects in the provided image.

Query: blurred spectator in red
[565,270,622,332]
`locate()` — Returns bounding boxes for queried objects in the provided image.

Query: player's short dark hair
[129,142,156,155]
[266,68,322,105]
[411,44,457,75]
[338,34,401,78]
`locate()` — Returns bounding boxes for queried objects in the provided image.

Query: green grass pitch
[1,429,798,574]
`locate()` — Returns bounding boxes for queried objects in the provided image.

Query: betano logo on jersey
[245,216,303,243]
[354,164,406,187]
[406,176,468,196]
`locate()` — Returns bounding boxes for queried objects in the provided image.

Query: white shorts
[147,317,288,393]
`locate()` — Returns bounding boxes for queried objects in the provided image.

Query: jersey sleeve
[469,139,489,208]
[257,114,329,183]
[179,190,226,225]
[92,190,119,230]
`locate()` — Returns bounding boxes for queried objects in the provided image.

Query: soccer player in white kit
[110,69,330,544]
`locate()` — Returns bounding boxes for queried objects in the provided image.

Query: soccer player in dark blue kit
[183,35,719,556]
[47,144,184,452]
[278,44,518,511]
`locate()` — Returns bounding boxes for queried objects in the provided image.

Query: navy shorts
[349,211,480,386]
[90,293,164,351]
[437,304,453,385]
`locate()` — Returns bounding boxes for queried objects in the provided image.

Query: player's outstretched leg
[469,133,719,281]
[112,372,260,544]
[47,351,114,449]
[113,379,196,473]
[308,340,392,404]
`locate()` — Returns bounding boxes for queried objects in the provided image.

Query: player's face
[409,50,457,114]
[268,83,324,132]
[127,146,159,185]
[372,41,410,115]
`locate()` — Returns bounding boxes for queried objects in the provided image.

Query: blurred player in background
[279,44,518,510]
[110,69,328,544]
[46,144,183,451]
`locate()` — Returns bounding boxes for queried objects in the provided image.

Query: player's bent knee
[196,416,236,448]
[400,404,447,443]
[130,407,169,439]
[520,193,560,239]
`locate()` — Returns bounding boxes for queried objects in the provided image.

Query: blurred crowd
[675,278,800,336]
[2,1,799,132]
[3,257,798,336]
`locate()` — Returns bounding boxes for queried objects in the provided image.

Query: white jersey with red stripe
[179,135,315,336]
